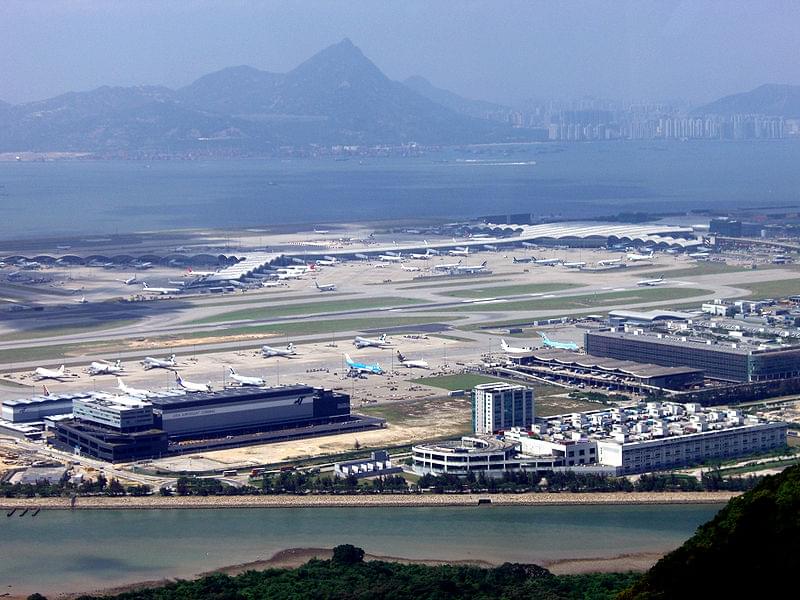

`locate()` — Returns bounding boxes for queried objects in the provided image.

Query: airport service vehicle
[176,374,212,393]
[637,275,665,287]
[33,365,75,381]
[396,351,429,369]
[627,251,654,262]
[500,339,534,354]
[227,367,265,387]
[315,281,337,292]
[345,354,384,375]
[539,333,579,351]
[353,333,391,348]
[142,282,181,295]
[454,260,488,274]
[117,378,150,397]
[261,343,296,357]
[401,265,421,272]
[87,360,123,376]
[141,354,177,370]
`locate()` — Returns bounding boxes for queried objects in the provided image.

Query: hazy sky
[1,0,798,106]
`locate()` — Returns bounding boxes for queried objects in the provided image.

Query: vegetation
[412,373,518,391]
[0,474,149,498]
[71,544,640,600]
[619,464,800,599]
[636,262,754,279]
[735,276,800,300]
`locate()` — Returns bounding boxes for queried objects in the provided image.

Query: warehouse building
[2,392,90,423]
[585,329,800,382]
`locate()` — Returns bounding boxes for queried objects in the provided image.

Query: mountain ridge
[693,83,800,117]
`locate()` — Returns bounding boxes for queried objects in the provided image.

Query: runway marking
[613,288,627,292]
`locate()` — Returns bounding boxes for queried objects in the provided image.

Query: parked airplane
[500,339,534,354]
[176,374,212,393]
[227,367,265,387]
[539,333,579,351]
[627,251,654,262]
[533,257,562,266]
[313,228,330,235]
[637,275,666,287]
[131,261,153,269]
[141,354,177,370]
[315,281,337,292]
[378,254,403,263]
[33,365,75,381]
[261,281,286,288]
[455,260,488,274]
[396,351,429,369]
[142,282,181,295]
[117,378,150,397]
[185,267,216,277]
[597,258,623,266]
[432,260,462,271]
[512,256,533,264]
[87,359,123,376]
[353,333,391,348]
[422,241,440,255]
[448,247,470,257]
[409,250,434,260]
[316,258,339,267]
[688,252,711,260]
[117,275,138,285]
[261,343,296,357]
[562,261,586,269]
[345,354,384,375]
[401,265,421,272]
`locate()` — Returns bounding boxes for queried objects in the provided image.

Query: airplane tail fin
[315,281,320,289]
[114,360,121,368]
[43,385,50,397]
[500,338,509,350]
[57,365,65,375]
[345,353,353,365]
[379,333,386,342]
[397,351,405,362]
[287,343,295,352]
[169,353,176,362]
[228,367,236,375]
[142,282,149,288]
[481,261,487,267]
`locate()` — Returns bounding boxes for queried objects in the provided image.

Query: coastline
[0,491,738,510]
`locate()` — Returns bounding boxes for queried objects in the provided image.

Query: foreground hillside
[620,464,800,599]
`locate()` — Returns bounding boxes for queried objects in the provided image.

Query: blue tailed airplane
[539,333,579,351]
[344,354,384,375]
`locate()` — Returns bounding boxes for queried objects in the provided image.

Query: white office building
[472,382,535,434]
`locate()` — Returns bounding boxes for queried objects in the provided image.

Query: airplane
[33,365,75,381]
[175,374,212,393]
[131,261,153,269]
[500,339,534,354]
[562,262,586,269]
[401,265,421,272]
[185,267,216,277]
[261,281,286,288]
[422,241,440,255]
[313,228,330,235]
[315,281,337,292]
[539,333,579,351]
[637,275,666,287]
[142,282,181,295]
[117,275,138,285]
[409,250,433,260]
[512,256,533,264]
[344,353,384,375]
[455,260,488,274]
[448,247,470,257]
[353,333,391,348]
[597,258,624,266]
[275,271,303,280]
[227,367,265,387]
[688,252,711,260]
[141,354,177,370]
[533,257,562,266]
[87,359,124,376]
[432,260,462,271]
[261,343,297,357]
[627,251,654,262]
[167,280,186,286]
[117,377,150,397]
[378,254,403,263]
[396,351,429,369]
[316,258,339,267]
[74,296,89,304]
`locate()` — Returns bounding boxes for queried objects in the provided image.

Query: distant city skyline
[1,0,798,106]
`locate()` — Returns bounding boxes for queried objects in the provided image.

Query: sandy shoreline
[0,490,738,510]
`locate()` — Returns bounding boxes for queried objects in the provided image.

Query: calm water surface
[0,504,722,595]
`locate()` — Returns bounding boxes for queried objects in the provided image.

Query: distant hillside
[693,84,800,117]
[620,464,800,599]
[403,75,510,121]
[0,39,535,155]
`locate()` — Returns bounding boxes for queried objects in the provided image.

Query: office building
[472,382,535,434]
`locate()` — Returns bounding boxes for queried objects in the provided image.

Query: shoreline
[0,491,737,510]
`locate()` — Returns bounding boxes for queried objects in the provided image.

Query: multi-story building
[472,382,535,434]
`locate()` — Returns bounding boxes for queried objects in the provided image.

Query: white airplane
[378,254,403,263]
[500,338,534,354]
[275,271,303,280]
[448,247,470,257]
[175,374,212,393]
[562,261,586,269]
[316,259,338,267]
[141,354,176,370]
[142,282,181,295]
[432,260,462,271]
[401,265,421,272]
[313,228,330,235]
[455,260,488,274]
[261,281,286,288]
[533,258,561,266]
[422,241,439,255]
[688,252,711,260]
[627,251,654,262]
[87,360,123,376]
[598,258,624,266]
[117,377,150,397]
[118,275,138,285]
[637,275,666,287]
[227,367,265,387]
[315,281,337,292]
[167,280,186,286]
[409,250,433,260]
[74,296,89,304]
[185,267,216,277]
[261,343,297,358]
[396,351,429,369]
[33,365,75,381]
[353,333,392,348]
